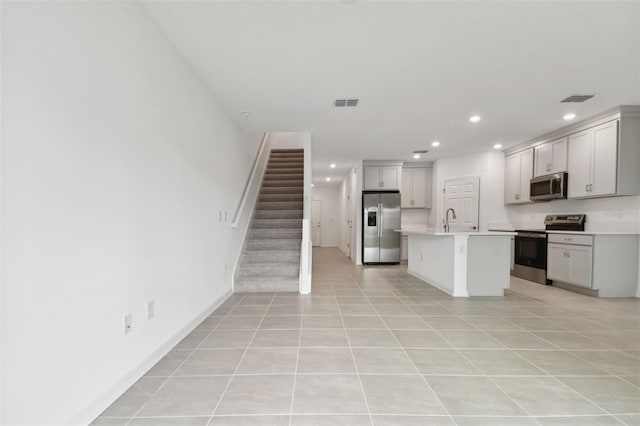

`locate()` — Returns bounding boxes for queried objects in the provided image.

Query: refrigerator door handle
[378,203,382,237]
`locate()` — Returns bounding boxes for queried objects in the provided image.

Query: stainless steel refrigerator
[362,191,401,264]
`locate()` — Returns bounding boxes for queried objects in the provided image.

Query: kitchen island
[398,229,516,297]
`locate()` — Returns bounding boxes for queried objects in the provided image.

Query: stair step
[262,180,304,188]
[271,149,304,153]
[259,194,303,202]
[242,250,300,263]
[249,228,302,240]
[245,239,301,250]
[260,186,303,194]
[236,263,300,278]
[266,161,304,167]
[234,276,299,293]
[256,201,303,210]
[254,210,304,219]
[264,174,303,181]
[265,168,304,174]
[252,219,302,229]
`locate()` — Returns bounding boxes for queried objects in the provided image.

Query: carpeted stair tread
[252,219,302,229]
[234,148,305,293]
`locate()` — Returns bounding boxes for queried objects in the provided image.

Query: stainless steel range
[512,214,586,285]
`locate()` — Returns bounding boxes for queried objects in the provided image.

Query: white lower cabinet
[547,243,592,288]
[546,233,639,297]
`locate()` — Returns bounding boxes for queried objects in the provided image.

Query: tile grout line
[122,294,245,425]
[287,293,304,426]
[335,289,375,426]
[369,294,457,426]
[205,293,278,426]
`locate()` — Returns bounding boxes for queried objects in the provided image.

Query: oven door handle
[517,232,547,239]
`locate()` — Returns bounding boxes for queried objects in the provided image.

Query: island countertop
[395,228,516,236]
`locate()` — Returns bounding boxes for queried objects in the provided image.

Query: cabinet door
[364,167,381,189]
[400,168,413,208]
[547,244,571,282]
[411,168,428,208]
[549,137,568,174]
[567,129,592,198]
[380,167,399,189]
[504,153,521,204]
[534,143,552,177]
[590,120,618,197]
[568,246,593,288]
[519,149,533,202]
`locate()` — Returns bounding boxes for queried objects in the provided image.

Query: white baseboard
[407,269,454,297]
[67,290,233,426]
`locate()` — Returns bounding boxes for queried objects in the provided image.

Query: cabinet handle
[564,237,572,241]
[589,184,593,192]
[515,194,520,200]
[585,184,588,192]
[566,250,570,258]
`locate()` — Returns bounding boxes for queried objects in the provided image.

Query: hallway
[94,248,640,425]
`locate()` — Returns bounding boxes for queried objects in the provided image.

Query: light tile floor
[93,248,640,426]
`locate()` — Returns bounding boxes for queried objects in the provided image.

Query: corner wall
[431,151,509,231]
[1,2,254,424]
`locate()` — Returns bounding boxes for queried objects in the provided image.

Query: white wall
[431,151,509,231]
[312,185,340,247]
[338,165,358,259]
[1,2,255,424]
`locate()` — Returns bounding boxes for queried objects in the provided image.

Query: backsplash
[505,195,640,232]
[401,208,429,227]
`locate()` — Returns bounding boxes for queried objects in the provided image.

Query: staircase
[234,149,304,292]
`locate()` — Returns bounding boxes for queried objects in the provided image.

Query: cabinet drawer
[548,233,593,246]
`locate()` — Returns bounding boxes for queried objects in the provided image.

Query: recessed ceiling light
[493,143,503,149]
[330,163,336,168]
[326,177,331,182]
[469,115,482,123]
[311,183,314,187]
[413,153,421,159]
[431,141,440,147]
[563,113,576,120]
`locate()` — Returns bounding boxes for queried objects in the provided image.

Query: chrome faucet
[444,208,457,233]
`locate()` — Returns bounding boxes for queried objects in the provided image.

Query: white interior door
[443,177,480,232]
[311,200,321,247]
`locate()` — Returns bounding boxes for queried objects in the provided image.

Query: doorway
[443,176,480,232]
[311,200,321,247]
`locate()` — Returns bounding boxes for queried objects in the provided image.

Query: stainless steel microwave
[529,173,568,201]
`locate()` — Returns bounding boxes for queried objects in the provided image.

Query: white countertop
[396,228,516,236]
[487,225,640,235]
[546,230,640,235]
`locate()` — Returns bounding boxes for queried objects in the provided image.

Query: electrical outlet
[146,300,155,320]
[123,313,132,335]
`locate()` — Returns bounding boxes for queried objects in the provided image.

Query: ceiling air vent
[334,98,359,107]
[561,94,596,103]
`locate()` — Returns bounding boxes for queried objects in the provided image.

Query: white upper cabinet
[504,148,533,204]
[506,107,639,203]
[401,167,431,208]
[534,137,567,177]
[363,166,400,190]
[568,120,619,198]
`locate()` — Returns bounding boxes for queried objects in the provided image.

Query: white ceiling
[143,1,640,184]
